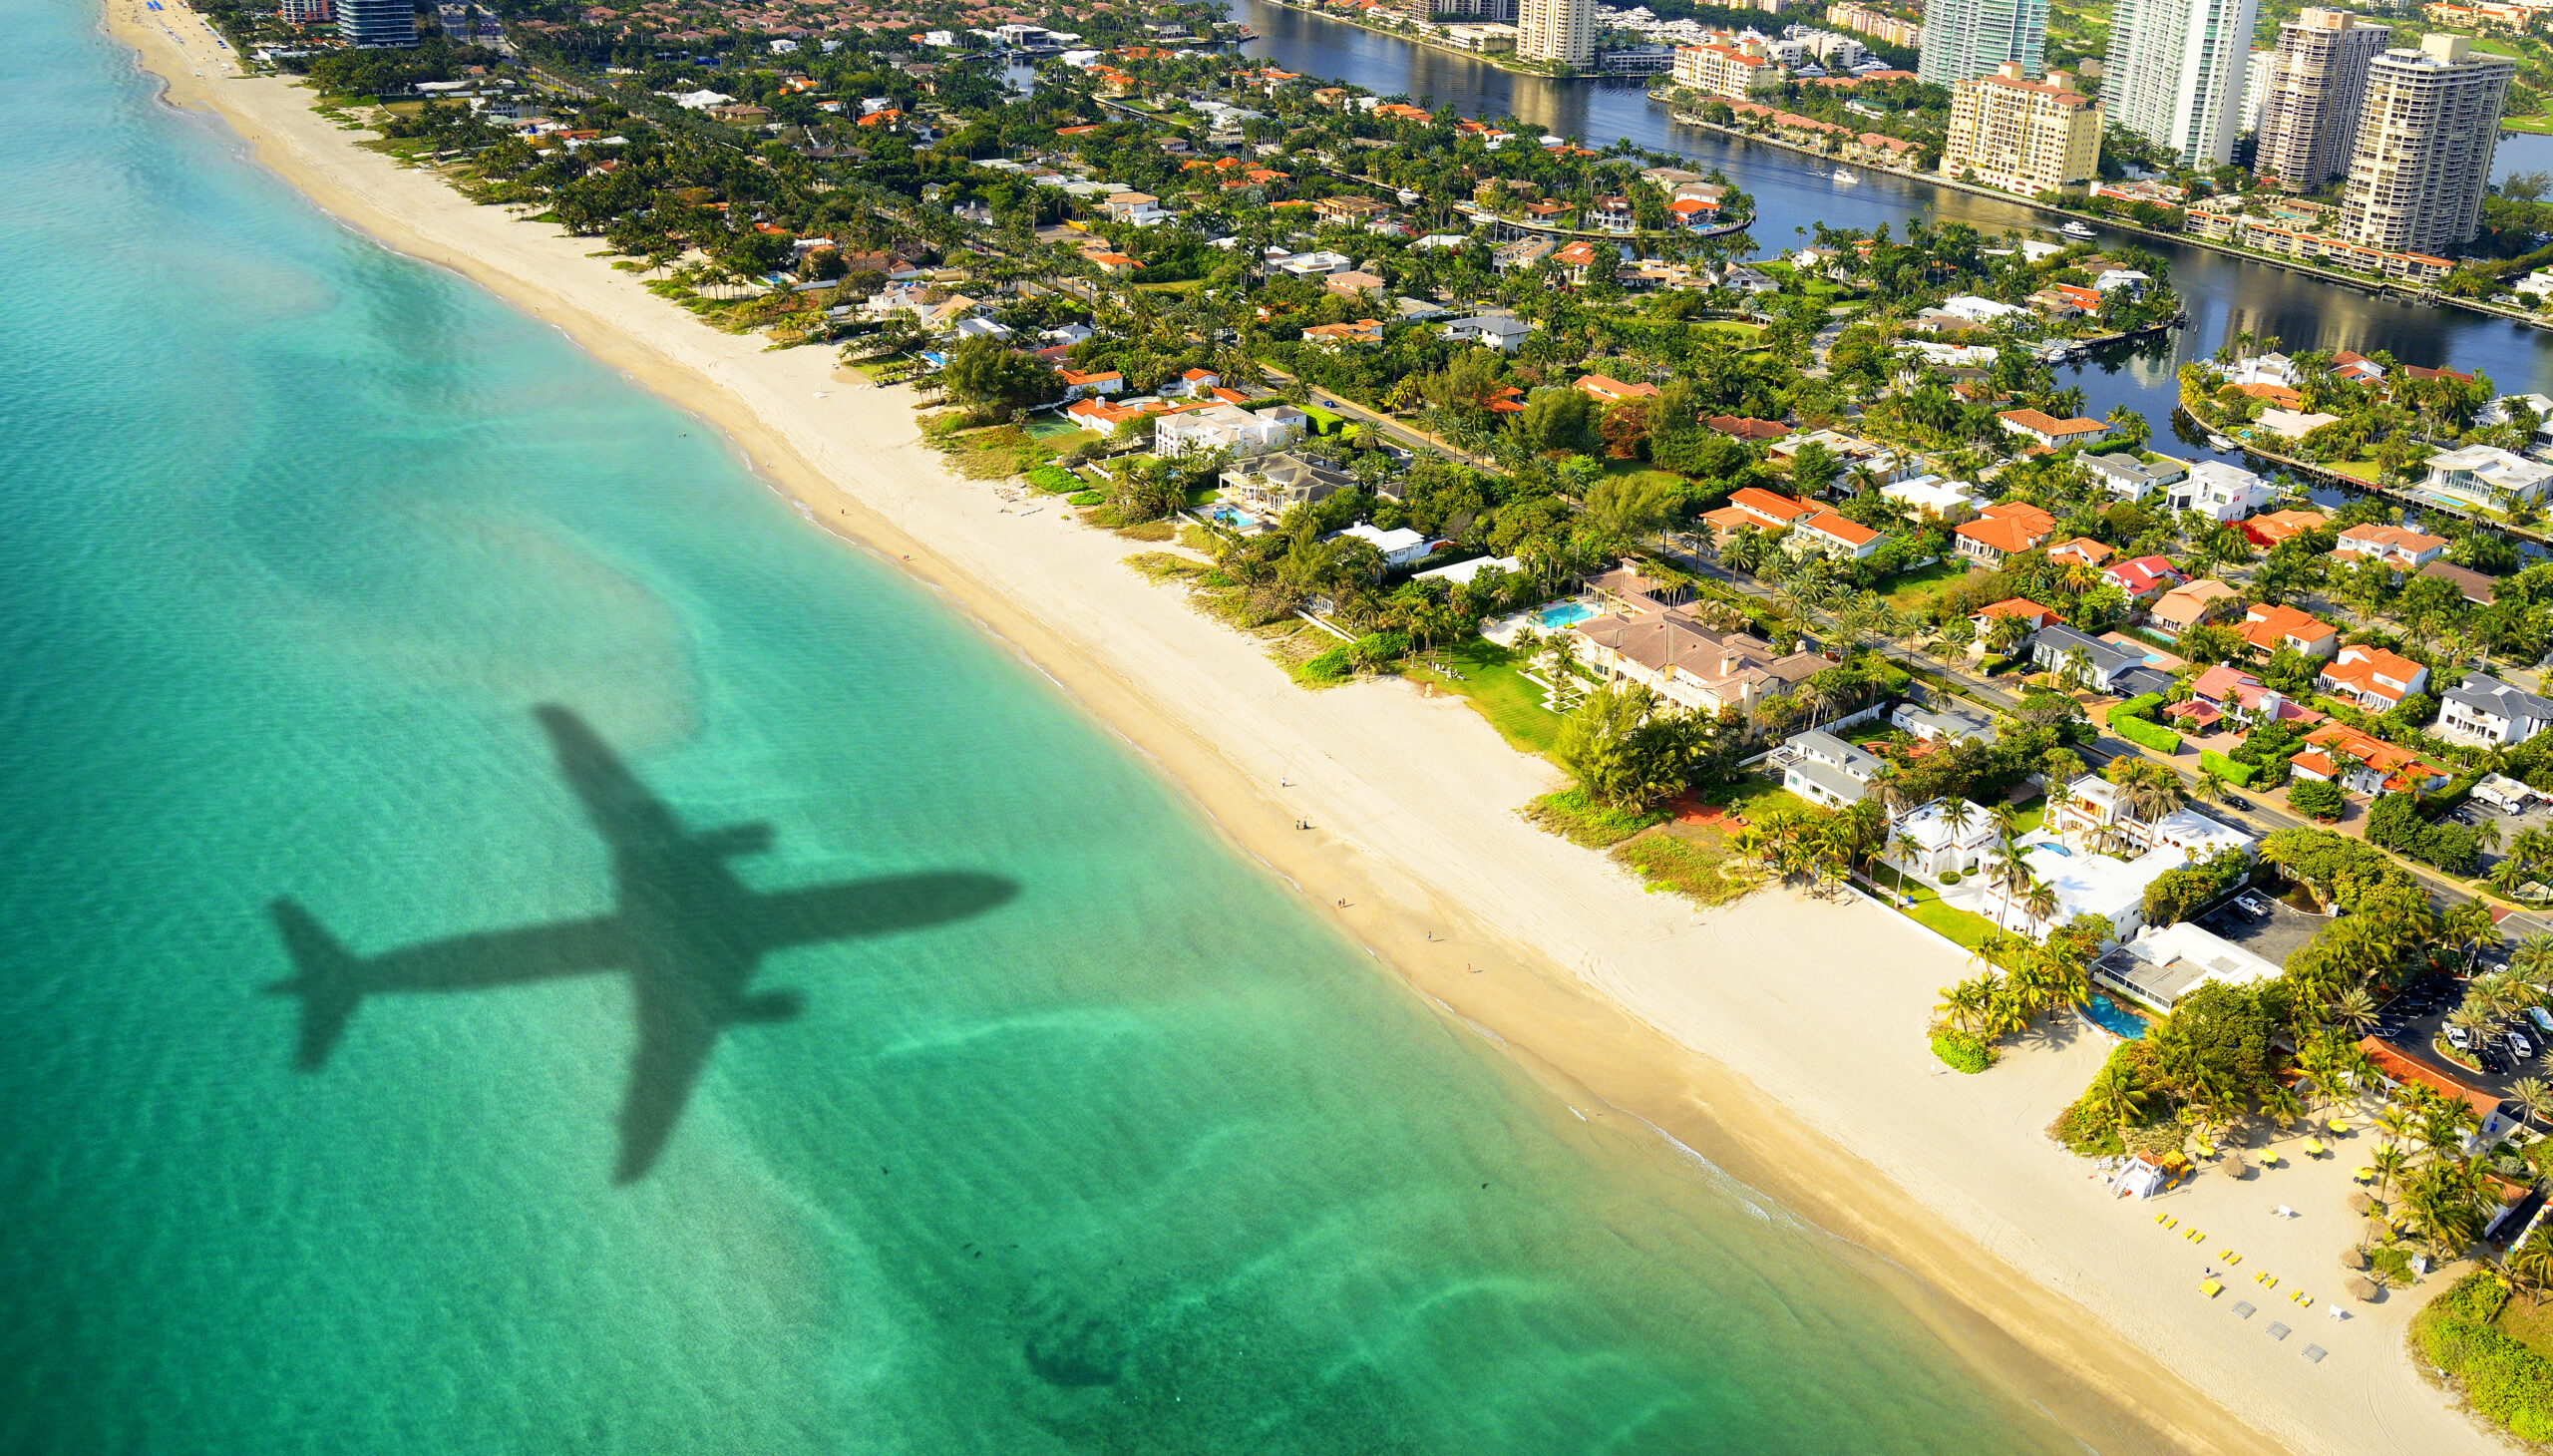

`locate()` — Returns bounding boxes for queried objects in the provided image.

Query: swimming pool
[1540,602,1598,628]
[2035,843,2073,857]
[2084,992,2146,1040]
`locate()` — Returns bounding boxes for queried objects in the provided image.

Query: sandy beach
[102,8,2511,1452]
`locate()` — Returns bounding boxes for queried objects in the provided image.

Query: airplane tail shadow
[267,898,363,1072]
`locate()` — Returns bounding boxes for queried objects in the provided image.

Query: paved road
[1256,363,1498,470]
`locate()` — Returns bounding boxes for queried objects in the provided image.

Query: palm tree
[2516,932,2553,989]
[2193,766,2226,805]
[2086,1063,2149,1127]
[2511,1076,2553,1130]
[2020,876,2060,936]
[1936,978,1993,1036]
[2334,987,2381,1037]
[2509,1229,2553,1305]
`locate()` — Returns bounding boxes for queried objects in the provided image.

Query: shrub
[2110,713,2182,754]
[2104,695,2181,753]
[2198,749,2255,788]
[1939,870,1962,885]
[1526,787,1670,848]
[1294,646,1353,685]
[2413,1271,2553,1443]
[1067,489,1106,506]
[1024,464,1079,492]
[1931,1027,1996,1074]
[2288,778,2347,820]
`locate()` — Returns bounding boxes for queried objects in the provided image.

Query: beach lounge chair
[2200,1279,2223,1297]
[2293,1291,2314,1308]
[2223,1251,2242,1265]
[2352,1167,2374,1185]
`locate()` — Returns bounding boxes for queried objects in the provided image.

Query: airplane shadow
[265,704,1017,1183]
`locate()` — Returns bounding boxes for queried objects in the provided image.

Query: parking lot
[2191,889,2326,969]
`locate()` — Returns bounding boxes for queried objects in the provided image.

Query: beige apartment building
[2254,9,2390,191]
[1670,37,1783,99]
[2341,34,2515,254]
[1938,64,2102,197]
[1516,0,1594,68]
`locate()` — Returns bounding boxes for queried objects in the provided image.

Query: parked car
[2511,1029,2537,1060]
[2447,1024,2472,1050]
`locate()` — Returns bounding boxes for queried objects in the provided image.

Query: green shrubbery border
[2412,1271,2553,1442]
[2198,749,2254,788]
[2104,695,2182,753]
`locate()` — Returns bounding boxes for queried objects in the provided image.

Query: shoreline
[1654,102,2553,327]
[104,10,2498,1455]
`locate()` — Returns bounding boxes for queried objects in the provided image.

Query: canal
[1235,0,2553,472]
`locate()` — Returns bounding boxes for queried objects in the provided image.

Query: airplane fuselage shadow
[265,704,1016,1183]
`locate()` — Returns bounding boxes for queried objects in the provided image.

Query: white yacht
[1832,168,1857,183]
[2059,220,2096,239]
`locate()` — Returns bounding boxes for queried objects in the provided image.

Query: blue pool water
[2084,993,2147,1040]
[2035,843,2073,857]
[1540,602,1598,628]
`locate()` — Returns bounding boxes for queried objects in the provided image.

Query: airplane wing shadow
[611,870,1017,1184]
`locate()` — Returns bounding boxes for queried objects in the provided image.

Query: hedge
[2198,749,2255,788]
[2109,713,2183,755]
[1023,464,1079,492]
[2412,1271,2553,1443]
[2111,692,2167,721]
[1299,404,1347,435]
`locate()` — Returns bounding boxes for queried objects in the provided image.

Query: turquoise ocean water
[1,8,2092,1452]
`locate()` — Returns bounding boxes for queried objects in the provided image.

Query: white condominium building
[2341,35,2515,255]
[2254,9,2390,191]
[2101,0,2263,167]
[1517,0,1596,67]
[1939,64,2103,197]
[1916,0,2048,86]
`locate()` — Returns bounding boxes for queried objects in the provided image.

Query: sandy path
[101,8,2503,1453]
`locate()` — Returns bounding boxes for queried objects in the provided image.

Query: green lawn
[1879,557,1973,611]
[2325,460,2380,484]
[1404,637,1568,755]
[1896,876,2006,951]
[1695,775,1817,819]
[1602,461,1691,493]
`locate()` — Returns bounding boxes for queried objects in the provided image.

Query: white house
[1782,730,1885,809]
[1881,477,1983,522]
[1159,367,1223,399]
[1939,294,2026,324]
[2421,446,2553,511]
[1415,554,1522,585]
[1890,701,1996,744]
[1275,249,1356,278]
[1153,403,1303,460]
[2438,671,2553,747]
[2098,919,2283,1012]
[2082,453,2186,501]
[1331,523,1435,569]
[2050,775,2258,861]
[1442,311,1532,351]
[1892,799,1999,878]
[2229,352,2297,388]
[2165,460,2276,522]
[1997,841,2187,944]
[1104,190,1166,224]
